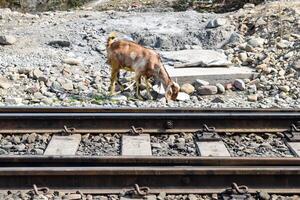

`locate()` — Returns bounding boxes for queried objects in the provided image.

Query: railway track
[0,108,300,199]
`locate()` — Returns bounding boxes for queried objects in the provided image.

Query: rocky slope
[0,1,299,108]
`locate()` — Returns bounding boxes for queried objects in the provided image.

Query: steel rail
[0,165,300,194]
[0,156,300,167]
[0,108,298,133]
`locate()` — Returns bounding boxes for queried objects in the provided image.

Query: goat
[106,32,179,101]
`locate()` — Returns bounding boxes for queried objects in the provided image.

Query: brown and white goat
[106,32,179,101]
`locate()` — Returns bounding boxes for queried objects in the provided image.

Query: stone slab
[121,134,152,156]
[161,49,232,68]
[44,134,81,156]
[196,141,230,157]
[286,142,300,157]
[166,65,256,85]
[120,195,156,200]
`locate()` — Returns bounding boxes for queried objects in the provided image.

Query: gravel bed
[151,133,197,156]
[2,190,300,200]
[0,1,299,109]
[222,133,294,157]
[76,133,121,156]
[0,133,51,155]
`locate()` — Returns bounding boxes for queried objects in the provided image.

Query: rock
[153,84,165,95]
[239,52,248,62]
[248,94,258,102]
[188,194,198,200]
[258,191,270,200]
[15,143,26,151]
[277,40,291,49]
[111,95,127,101]
[0,35,17,45]
[234,79,246,91]
[48,40,71,48]
[216,83,225,94]
[247,37,265,47]
[176,92,190,101]
[279,86,290,92]
[243,3,255,9]
[27,133,37,143]
[32,68,43,80]
[248,84,257,94]
[194,79,209,88]
[5,97,22,104]
[51,81,63,92]
[63,58,81,65]
[293,60,300,70]
[0,76,11,89]
[211,97,225,103]
[206,18,227,28]
[180,83,195,94]
[198,85,218,95]
[62,82,73,91]
[62,194,82,199]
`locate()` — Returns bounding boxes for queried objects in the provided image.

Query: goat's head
[165,81,180,101]
[107,32,117,47]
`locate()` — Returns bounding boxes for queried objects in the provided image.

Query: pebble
[0,76,11,89]
[176,92,190,101]
[111,95,127,101]
[197,85,218,95]
[193,79,209,88]
[247,37,265,47]
[180,83,195,94]
[279,85,290,92]
[0,35,17,45]
[48,40,71,48]
[63,58,81,65]
[233,79,246,91]
[216,83,225,94]
[5,97,22,104]
[258,191,271,200]
[206,18,227,28]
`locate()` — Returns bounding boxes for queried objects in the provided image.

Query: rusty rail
[0,156,300,194]
[0,108,299,133]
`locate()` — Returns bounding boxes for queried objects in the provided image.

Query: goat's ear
[109,32,117,39]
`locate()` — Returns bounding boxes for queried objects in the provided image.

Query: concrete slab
[44,134,81,156]
[196,141,231,157]
[121,134,152,156]
[166,65,255,85]
[286,142,300,157]
[161,49,232,68]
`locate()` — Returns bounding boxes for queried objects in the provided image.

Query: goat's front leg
[145,77,153,100]
[110,68,118,96]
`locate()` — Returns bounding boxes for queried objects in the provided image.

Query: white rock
[0,76,11,89]
[206,18,227,28]
[63,58,81,65]
[176,92,190,101]
[111,95,127,101]
[0,35,17,45]
[234,79,246,91]
[247,37,265,47]
[216,83,225,94]
[194,79,209,88]
[153,84,165,95]
[5,97,23,104]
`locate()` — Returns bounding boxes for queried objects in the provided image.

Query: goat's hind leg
[110,68,118,96]
[135,74,144,100]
